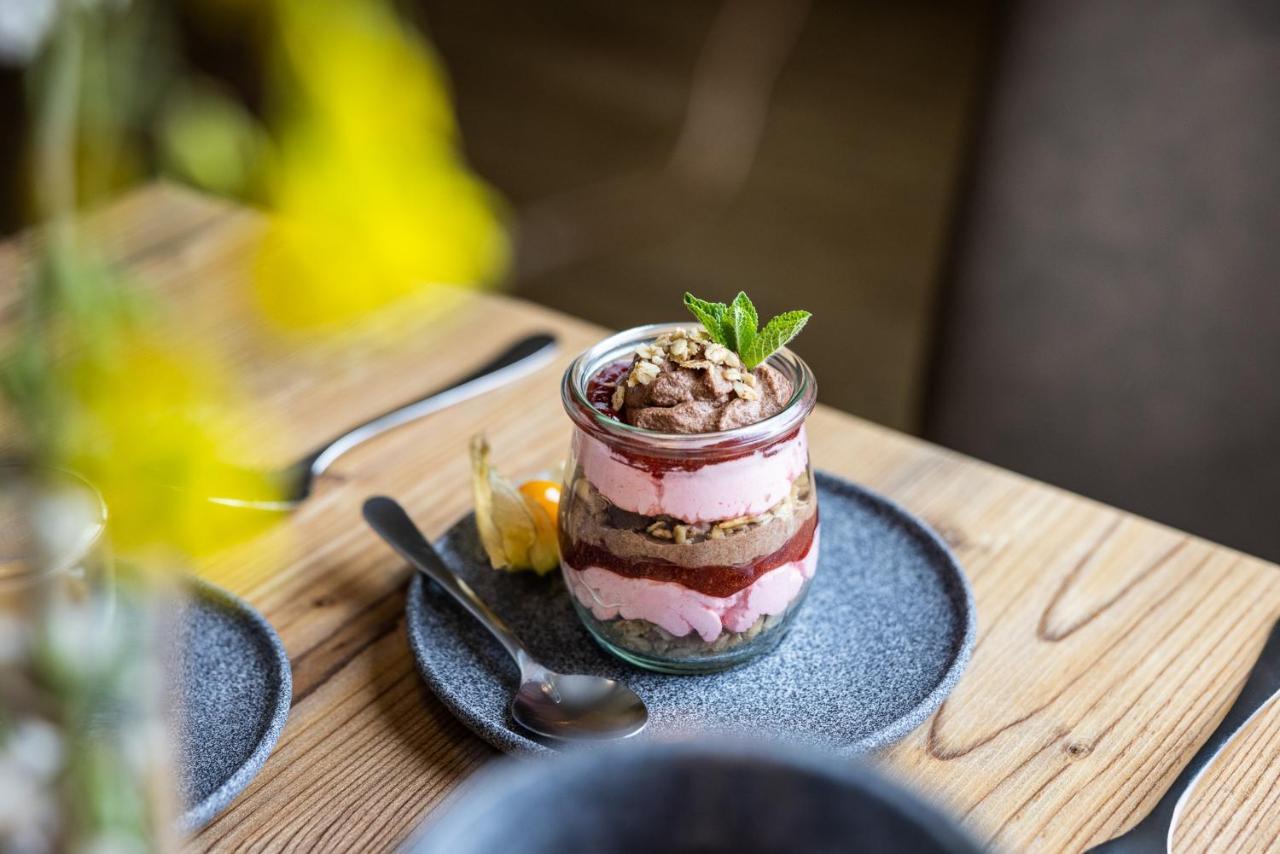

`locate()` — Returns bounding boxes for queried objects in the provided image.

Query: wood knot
[312,595,337,608]
[1063,741,1093,760]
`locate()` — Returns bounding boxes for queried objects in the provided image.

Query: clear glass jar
[0,465,176,852]
[559,323,819,674]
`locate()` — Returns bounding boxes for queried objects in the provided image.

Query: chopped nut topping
[656,328,697,348]
[704,343,731,365]
[645,520,675,540]
[615,325,791,431]
[631,360,661,386]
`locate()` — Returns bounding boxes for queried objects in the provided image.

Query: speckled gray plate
[174,578,292,831]
[405,470,975,755]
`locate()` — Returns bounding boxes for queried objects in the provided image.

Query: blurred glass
[0,465,175,854]
[0,465,106,605]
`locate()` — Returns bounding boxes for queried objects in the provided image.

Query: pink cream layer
[564,527,819,643]
[574,427,808,523]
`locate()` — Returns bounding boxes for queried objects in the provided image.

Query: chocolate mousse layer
[607,328,793,433]
[564,471,815,571]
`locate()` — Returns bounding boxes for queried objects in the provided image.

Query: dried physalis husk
[469,434,559,574]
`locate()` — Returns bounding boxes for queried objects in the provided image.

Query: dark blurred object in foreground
[411,741,982,854]
[928,0,1280,560]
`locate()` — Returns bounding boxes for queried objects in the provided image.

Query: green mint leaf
[742,309,811,369]
[683,292,730,345]
[727,291,758,355]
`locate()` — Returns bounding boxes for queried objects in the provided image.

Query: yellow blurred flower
[52,329,285,560]
[254,0,509,330]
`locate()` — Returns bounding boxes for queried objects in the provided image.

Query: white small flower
[7,720,63,780]
[0,0,56,65]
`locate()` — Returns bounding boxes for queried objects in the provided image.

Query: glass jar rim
[0,462,108,585]
[561,322,817,456]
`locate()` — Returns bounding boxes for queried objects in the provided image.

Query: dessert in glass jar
[558,294,818,673]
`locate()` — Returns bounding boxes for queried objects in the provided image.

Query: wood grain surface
[1172,690,1280,853]
[3,183,1279,852]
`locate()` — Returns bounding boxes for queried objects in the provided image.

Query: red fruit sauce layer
[586,358,632,416]
[582,358,799,473]
[559,511,819,598]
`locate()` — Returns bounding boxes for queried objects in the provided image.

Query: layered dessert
[559,294,818,672]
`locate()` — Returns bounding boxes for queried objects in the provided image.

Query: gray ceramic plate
[175,578,292,831]
[405,470,976,755]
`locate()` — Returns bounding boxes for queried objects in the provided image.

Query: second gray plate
[175,579,292,830]
[405,470,975,754]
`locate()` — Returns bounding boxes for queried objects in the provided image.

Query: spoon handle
[363,496,533,669]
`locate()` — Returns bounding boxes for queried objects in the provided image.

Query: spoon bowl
[512,673,648,741]
[362,495,648,743]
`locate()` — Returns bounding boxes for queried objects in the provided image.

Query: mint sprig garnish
[727,291,757,354]
[682,294,727,339]
[682,291,809,369]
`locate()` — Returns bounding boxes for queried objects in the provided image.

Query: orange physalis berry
[518,480,561,525]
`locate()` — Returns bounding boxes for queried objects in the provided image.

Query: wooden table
[4,183,1279,852]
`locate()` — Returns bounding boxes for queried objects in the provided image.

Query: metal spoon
[362,496,649,742]
[208,333,558,512]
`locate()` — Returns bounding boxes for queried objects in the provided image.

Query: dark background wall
[418,1,993,433]
[926,0,1280,560]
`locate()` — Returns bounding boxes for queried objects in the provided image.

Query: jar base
[571,584,810,674]
[583,621,795,674]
